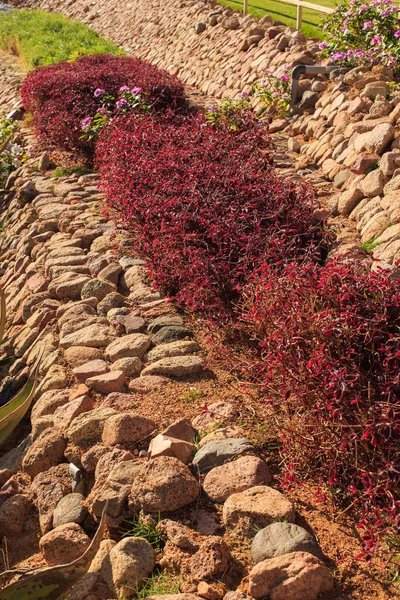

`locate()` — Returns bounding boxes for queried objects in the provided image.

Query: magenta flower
[241,91,250,97]
[358,4,368,10]
[119,85,130,92]
[319,41,328,49]
[115,99,128,109]
[371,35,382,44]
[394,29,400,37]
[280,73,290,82]
[81,116,92,128]
[94,88,105,97]
[363,21,373,29]
[208,105,217,112]
[131,87,143,95]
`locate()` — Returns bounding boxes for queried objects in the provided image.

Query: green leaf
[0,348,43,445]
[0,501,109,599]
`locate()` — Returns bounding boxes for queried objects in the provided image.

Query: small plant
[252,67,291,118]
[319,0,400,73]
[132,569,180,599]
[362,237,380,253]
[123,514,163,548]
[205,94,255,131]
[53,166,91,178]
[179,388,203,404]
[0,115,26,187]
[81,86,151,142]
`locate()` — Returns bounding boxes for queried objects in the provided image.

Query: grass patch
[218,0,334,39]
[53,166,91,178]
[120,569,180,600]
[0,9,123,70]
[122,514,163,549]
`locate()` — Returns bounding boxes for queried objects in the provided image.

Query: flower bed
[320,0,400,72]
[21,54,188,158]
[236,259,400,557]
[95,111,325,316]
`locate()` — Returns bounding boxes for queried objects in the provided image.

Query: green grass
[118,569,181,600]
[53,166,91,178]
[362,237,380,254]
[219,0,336,39]
[0,9,123,70]
[122,514,163,549]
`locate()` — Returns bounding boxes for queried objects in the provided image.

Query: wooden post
[296,4,303,29]
[243,0,248,14]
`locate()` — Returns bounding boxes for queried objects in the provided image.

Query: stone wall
[20,0,318,98]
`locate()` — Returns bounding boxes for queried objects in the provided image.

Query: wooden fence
[242,0,334,29]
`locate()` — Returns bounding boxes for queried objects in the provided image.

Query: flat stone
[141,355,203,378]
[105,333,151,362]
[60,324,116,349]
[198,426,244,448]
[64,346,104,368]
[53,493,87,528]
[204,456,272,502]
[146,340,201,363]
[193,438,254,473]
[67,408,117,447]
[73,359,109,384]
[251,522,323,563]
[53,395,93,430]
[223,486,295,538]
[147,315,184,333]
[148,434,196,464]
[87,459,142,517]
[129,375,170,394]
[86,370,127,394]
[113,315,146,333]
[152,326,194,344]
[112,356,142,377]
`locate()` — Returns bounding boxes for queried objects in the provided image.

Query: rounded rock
[53,493,88,528]
[39,522,91,565]
[204,456,272,502]
[251,522,323,563]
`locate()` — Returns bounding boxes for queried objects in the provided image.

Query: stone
[67,407,117,447]
[383,173,400,194]
[60,324,116,349]
[146,340,200,363]
[193,438,254,473]
[251,522,323,563]
[31,464,72,534]
[86,370,127,394]
[361,212,390,243]
[38,152,50,171]
[152,326,193,344]
[141,355,203,378]
[338,188,364,215]
[297,91,319,111]
[198,427,245,448]
[0,494,32,537]
[380,151,400,177]
[129,375,170,393]
[113,356,142,377]
[362,82,388,99]
[192,401,238,432]
[162,418,196,443]
[245,552,333,600]
[97,262,122,285]
[204,456,272,502]
[72,359,108,383]
[87,459,142,517]
[148,315,184,333]
[195,22,206,33]
[130,456,200,512]
[55,275,92,301]
[222,16,239,29]
[361,169,386,197]
[22,428,66,479]
[81,278,115,301]
[354,123,394,155]
[53,493,87,527]
[113,315,146,333]
[64,346,104,368]
[97,292,125,315]
[223,486,295,538]
[102,412,156,446]
[39,522,91,565]
[187,537,231,586]
[103,537,156,598]
[31,389,69,424]
[105,333,151,361]
[148,434,196,464]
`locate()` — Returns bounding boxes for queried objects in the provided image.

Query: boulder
[141,355,203,378]
[251,522,323,563]
[102,537,156,597]
[223,486,295,538]
[67,408,117,447]
[72,359,108,383]
[60,324,116,349]
[204,456,272,502]
[64,346,104,368]
[354,123,394,155]
[193,438,254,473]
[148,434,196,464]
[102,412,156,446]
[86,370,127,394]
[130,456,200,512]
[105,333,151,361]
[146,340,200,363]
[245,551,333,600]
[0,493,32,537]
[39,522,91,565]
[22,428,66,479]
[87,459,142,517]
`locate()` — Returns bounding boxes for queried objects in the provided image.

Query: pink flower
[319,41,328,49]
[119,85,130,92]
[94,88,105,97]
[81,116,92,128]
[115,99,128,109]
[394,30,400,37]
[241,91,250,97]
[131,86,143,95]
[363,21,373,29]
[280,73,290,82]
[371,35,382,44]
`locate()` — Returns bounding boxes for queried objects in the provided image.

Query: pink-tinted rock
[72,359,109,383]
[148,434,196,464]
[204,457,272,502]
[86,370,127,394]
[102,412,156,446]
[40,522,91,565]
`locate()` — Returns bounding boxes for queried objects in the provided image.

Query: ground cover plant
[95,111,326,317]
[235,259,400,558]
[319,0,400,72]
[21,54,188,157]
[0,114,26,187]
[0,9,121,70]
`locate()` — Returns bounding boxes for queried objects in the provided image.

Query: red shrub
[237,259,400,555]
[95,112,327,316]
[21,54,188,157]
